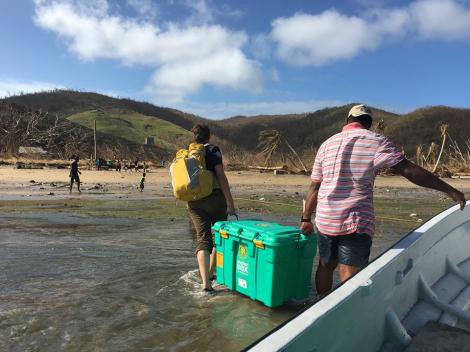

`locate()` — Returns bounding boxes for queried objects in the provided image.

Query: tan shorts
[187,189,227,253]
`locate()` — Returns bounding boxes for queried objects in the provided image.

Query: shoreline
[1,167,470,200]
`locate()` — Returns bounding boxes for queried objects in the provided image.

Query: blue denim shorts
[318,232,372,268]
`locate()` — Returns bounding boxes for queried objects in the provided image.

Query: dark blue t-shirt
[204,144,223,173]
[70,160,79,176]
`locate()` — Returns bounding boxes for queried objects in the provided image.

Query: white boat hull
[246,201,470,352]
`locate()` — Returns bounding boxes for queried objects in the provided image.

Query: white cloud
[178,99,343,119]
[0,79,65,98]
[126,0,158,19]
[217,3,243,20]
[184,0,214,24]
[271,9,409,66]
[410,0,470,40]
[182,0,243,24]
[147,46,261,101]
[33,0,261,103]
[270,0,470,67]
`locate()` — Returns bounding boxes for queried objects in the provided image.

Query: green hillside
[3,90,207,130]
[67,109,192,151]
[383,106,470,155]
[4,91,470,159]
[214,104,400,151]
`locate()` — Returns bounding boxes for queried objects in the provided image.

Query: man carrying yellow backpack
[171,124,236,292]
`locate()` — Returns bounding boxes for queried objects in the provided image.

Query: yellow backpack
[170,143,214,201]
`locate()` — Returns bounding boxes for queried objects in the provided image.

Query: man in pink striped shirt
[301,104,466,295]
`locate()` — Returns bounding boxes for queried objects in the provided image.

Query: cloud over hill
[33,0,262,103]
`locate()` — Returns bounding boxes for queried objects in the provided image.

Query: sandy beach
[1,166,469,200]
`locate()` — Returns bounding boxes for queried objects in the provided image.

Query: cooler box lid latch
[253,239,264,249]
[220,230,229,239]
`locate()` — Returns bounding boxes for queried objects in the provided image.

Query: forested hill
[3,90,470,157]
[2,90,208,131]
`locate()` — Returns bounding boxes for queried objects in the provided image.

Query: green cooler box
[212,220,317,308]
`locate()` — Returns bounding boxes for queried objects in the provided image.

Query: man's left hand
[300,221,314,235]
[449,189,466,210]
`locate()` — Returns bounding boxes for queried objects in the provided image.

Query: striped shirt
[311,122,404,237]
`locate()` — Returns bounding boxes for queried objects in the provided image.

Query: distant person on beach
[186,124,237,292]
[69,156,81,193]
[116,160,122,172]
[301,104,466,296]
[139,173,145,192]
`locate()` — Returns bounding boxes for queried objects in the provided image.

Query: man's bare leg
[315,258,337,295]
[338,264,361,282]
[77,181,81,193]
[69,179,73,193]
[197,249,211,290]
[209,247,216,280]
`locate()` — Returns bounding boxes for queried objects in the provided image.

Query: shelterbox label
[236,260,248,275]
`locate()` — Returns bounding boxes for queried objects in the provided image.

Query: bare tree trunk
[284,138,308,172]
[94,119,97,161]
[432,125,448,173]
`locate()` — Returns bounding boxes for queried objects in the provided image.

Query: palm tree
[257,130,308,172]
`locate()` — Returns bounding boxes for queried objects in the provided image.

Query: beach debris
[410,213,418,218]
[19,146,47,155]
[259,197,265,201]
[50,182,56,187]
[16,162,45,169]
[225,163,249,171]
[48,192,55,196]
[30,180,35,183]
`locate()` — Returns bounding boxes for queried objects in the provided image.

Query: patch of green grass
[235,195,303,216]
[374,197,454,223]
[234,194,454,224]
[67,109,192,151]
[0,195,455,225]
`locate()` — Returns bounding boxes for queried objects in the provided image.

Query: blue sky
[1,0,470,119]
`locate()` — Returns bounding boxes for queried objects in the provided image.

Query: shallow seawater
[0,206,417,352]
